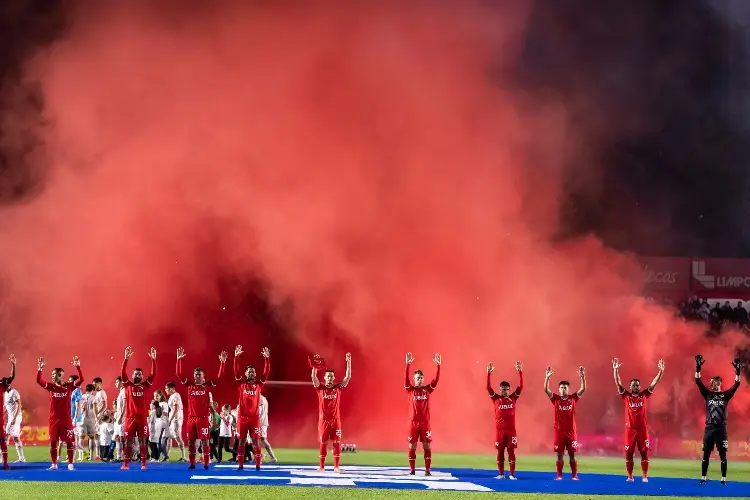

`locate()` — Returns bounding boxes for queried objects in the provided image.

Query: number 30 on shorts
[201,428,209,437]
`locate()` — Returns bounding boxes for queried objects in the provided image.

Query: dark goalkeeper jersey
[695,377,740,427]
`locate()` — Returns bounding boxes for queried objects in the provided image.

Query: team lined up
[0,349,742,482]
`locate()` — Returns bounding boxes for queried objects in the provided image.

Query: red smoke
[0,1,746,452]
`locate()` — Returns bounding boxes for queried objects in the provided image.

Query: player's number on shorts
[254,427,261,436]
[571,440,579,449]
[144,425,148,435]
[66,430,74,439]
[644,440,650,449]
[201,428,209,437]
[335,430,342,438]
[723,440,729,449]
[511,436,518,445]
[425,431,432,439]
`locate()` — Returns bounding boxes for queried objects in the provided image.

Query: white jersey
[168,392,183,422]
[94,389,108,418]
[219,413,233,437]
[115,388,126,420]
[99,422,114,446]
[159,401,169,426]
[3,389,21,425]
[259,395,269,427]
[80,393,97,422]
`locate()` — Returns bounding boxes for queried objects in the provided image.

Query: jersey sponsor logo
[414,395,428,401]
[558,405,573,411]
[131,391,144,398]
[191,390,206,397]
[243,389,257,396]
[628,401,643,408]
[497,403,514,410]
[709,399,725,406]
[323,393,337,400]
[52,392,68,398]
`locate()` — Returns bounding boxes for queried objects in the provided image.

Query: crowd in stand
[678,297,750,332]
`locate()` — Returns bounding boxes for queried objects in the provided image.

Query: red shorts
[624,427,650,452]
[186,416,211,441]
[494,429,517,450]
[237,416,261,442]
[553,430,578,453]
[319,419,342,443]
[408,421,432,444]
[123,417,149,440]
[49,419,74,444]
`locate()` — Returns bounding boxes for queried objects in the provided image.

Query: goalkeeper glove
[732,357,742,376]
[695,354,705,373]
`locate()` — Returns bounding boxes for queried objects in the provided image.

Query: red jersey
[121,358,155,419]
[405,363,440,423]
[487,372,523,431]
[234,355,270,421]
[620,388,653,429]
[317,384,344,421]
[177,358,225,418]
[37,366,83,422]
[550,393,580,432]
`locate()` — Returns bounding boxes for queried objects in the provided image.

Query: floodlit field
[1,446,748,500]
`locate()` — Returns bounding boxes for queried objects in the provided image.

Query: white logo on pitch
[692,261,715,289]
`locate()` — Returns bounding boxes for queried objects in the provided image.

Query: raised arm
[341,353,352,388]
[404,352,414,390]
[210,351,227,385]
[544,366,553,398]
[36,357,53,390]
[72,357,83,387]
[647,359,665,392]
[429,353,441,389]
[514,361,524,396]
[612,358,624,393]
[576,366,586,397]
[121,357,131,385]
[146,348,157,384]
[260,347,271,384]
[6,354,15,385]
[486,363,496,397]
[176,348,188,385]
[311,367,320,388]
[694,354,709,399]
[233,345,243,382]
[727,357,743,399]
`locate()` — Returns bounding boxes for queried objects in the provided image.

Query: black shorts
[702,426,728,453]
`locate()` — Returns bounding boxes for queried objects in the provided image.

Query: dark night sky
[2,0,750,257]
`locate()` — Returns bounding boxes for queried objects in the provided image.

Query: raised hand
[72,356,80,367]
[657,359,665,371]
[578,366,586,377]
[612,358,622,370]
[515,361,523,372]
[545,366,553,377]
[177,347,186,360]
[38,357,45,370]
[433,353,442,365]
[262,347,270,358]
[9,354,15,364]
[124,346,133,360]
[235,345,243,357]
[219,351,228,363]
[148,347,157,360]
[732,357,742,373]
[406,352,414,364]
[345,352,351,363]
[486,362,495,374]
[695,354,705,370]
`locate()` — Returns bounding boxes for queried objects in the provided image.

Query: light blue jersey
[70,387,82,420]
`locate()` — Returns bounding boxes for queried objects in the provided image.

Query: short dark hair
[630,378,640,384]
[711,376,722,383]
[194,368,204,374]
[414,369,424,377]
[133,367,143,373]
[54,368,65,376]
[325,369,335,375]
[245,365,255,371]
[559,380,571,387]
[92,377,103,384]
[166,382,176,389]
[66,373,76,380]
[115,376,122,382]
[85,384,95,392]
[499,381,511,389]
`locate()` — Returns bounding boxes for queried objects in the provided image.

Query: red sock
[0,440,8,467]
[570,459,578,477]
[253,445,262,469]
[140,443,148,466]
[496,450,504,474]
[237,444,245,467]
[641,452,649,476]
[66,443,74,465]
[508,449,516,476]
[555,460,563,477]
[50,442,59,464]
[408,448,416,472]
[424,449,432,472]
[332,443,341,468]
[319,443,327,469]
[202,440,210,467]
[188,442,196,466]
[626,460,634,476]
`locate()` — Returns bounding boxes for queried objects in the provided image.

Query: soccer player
[76,384,98,461]
[0,354,16,469]
[62,374,82,459]
[259,394,277,463]
[176,346,227,469]
[311,352,352,472]
[232,345,270,470]
[37,355,83,470]
[544,365,586,480]
[120,346,157,470]
[486,360,523,479]
[405,352,441,476]
[165,381,185,461]
[612,357,665,482]
[113,377,126,461]
[4,378,25,463]
[695,354,742,485]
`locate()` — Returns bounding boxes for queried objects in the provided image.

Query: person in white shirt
[148,400,163,462]
[153,390,170,461]
[258,395,277,463]
[165,382,185,461]
[98,410,114,462]
[75,384,98,461]
[3,384,24,462]
[113,377,126,461]
[218,404,233,463]
[92,376,107,459]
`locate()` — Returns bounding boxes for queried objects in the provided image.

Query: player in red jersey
[487,360,523,479]
[311,352,352,472]
[544,365,586,480]
[405,352,441,476]
[36,355,83,470]
[176,346,227,469]
[120,346,157,470]
[233,344,270,471]
[612,357,665,483]
[0,354,16,470]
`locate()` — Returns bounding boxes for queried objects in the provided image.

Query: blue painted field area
[0,462,744,496]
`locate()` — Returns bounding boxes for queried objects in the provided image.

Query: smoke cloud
[0,1,746,451]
